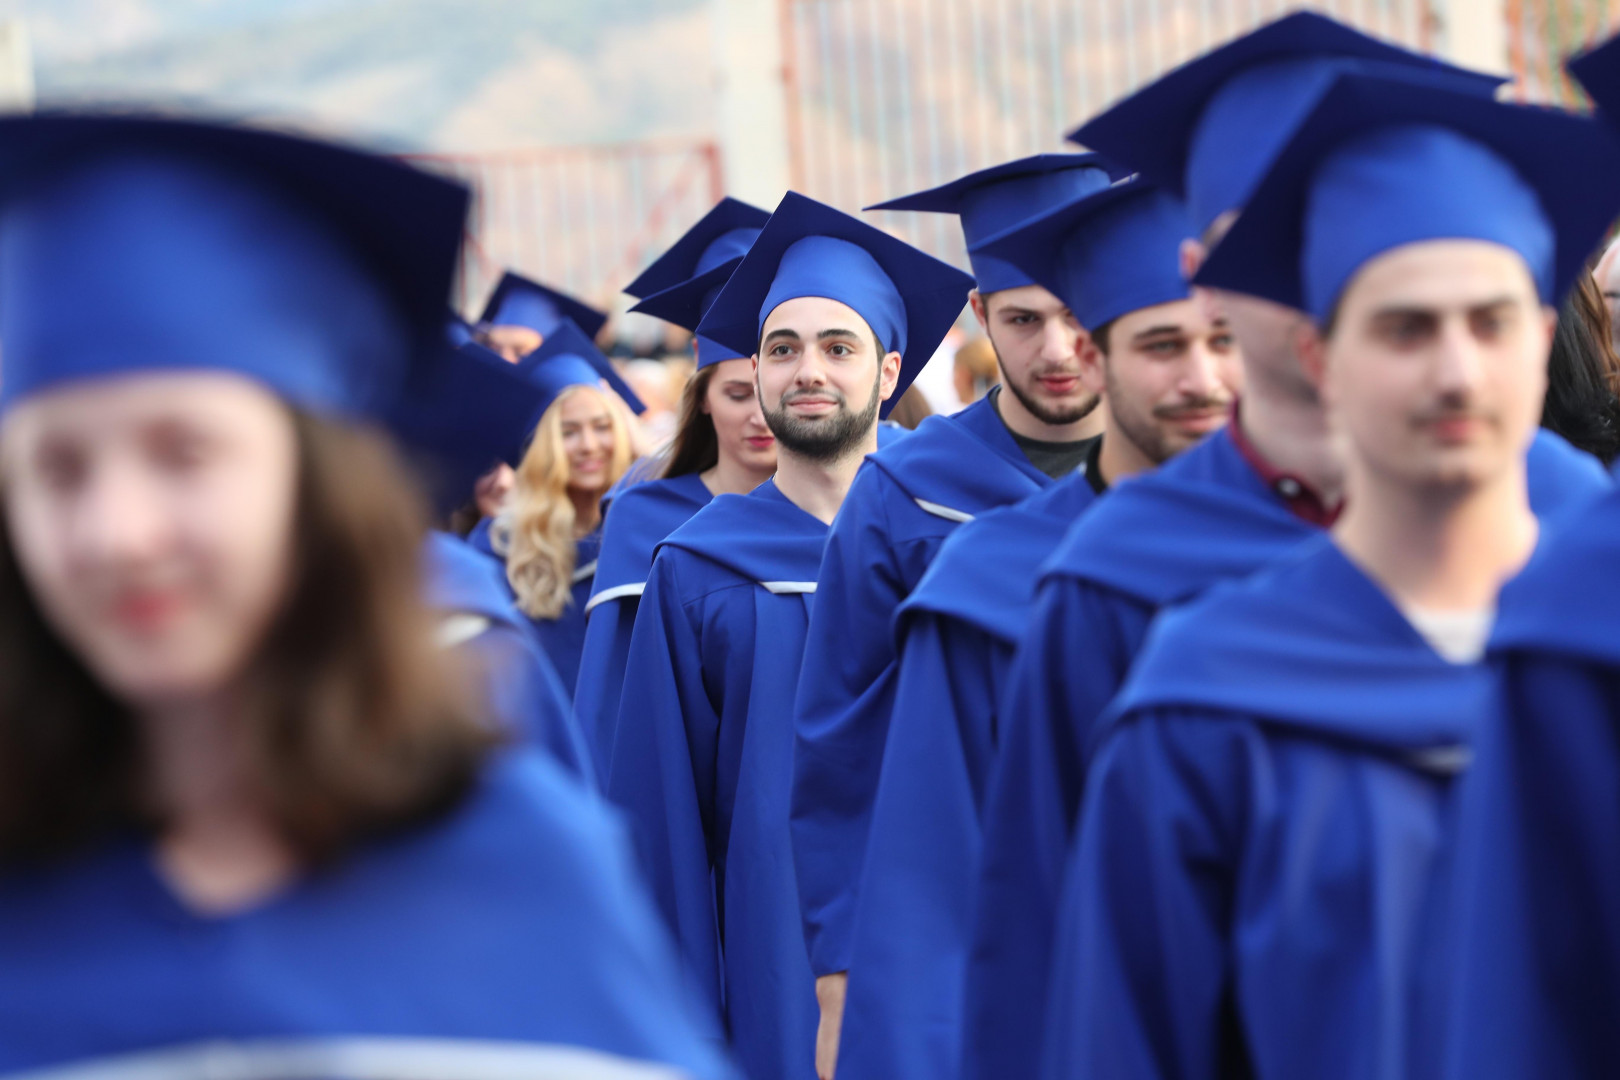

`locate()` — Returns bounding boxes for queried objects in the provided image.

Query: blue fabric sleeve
[837,613,1004,1080]
[573,594,640,785]
[606,556,725,1021]
[963,577,1154,1080]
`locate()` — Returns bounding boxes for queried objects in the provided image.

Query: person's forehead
[985,282,1066,314]
[557,388,610,422]
[1344,239,1538,310]
[1114,295,1203,336]
[762,295,875,338]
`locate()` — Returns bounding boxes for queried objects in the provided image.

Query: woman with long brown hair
[0,114,733,1079]
[572,201,778,775]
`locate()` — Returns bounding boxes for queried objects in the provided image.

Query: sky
[1,0,718,152]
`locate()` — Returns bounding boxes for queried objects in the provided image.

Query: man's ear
[1077,334,1108,396]
[968,290,989,331]
[1294,319,1329,392]
[879,351,903,402]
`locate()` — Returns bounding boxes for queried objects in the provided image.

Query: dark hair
[886,385,935,430]
[660,363,719,479]
[1543,272,1620,464]
[1090,320,1115,357]
[0,412,494,865]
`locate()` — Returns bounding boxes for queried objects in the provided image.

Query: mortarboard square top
[0,112,469,417]
[866,153,1126,293]
[479,270,608,341]
[629,260,753,369]
[518,318,646,416]
[1192,72,1620,322]
[972,178,1194,333]
[622,196,771,300]
[1069,11,1505,234]
[696,191,975,417]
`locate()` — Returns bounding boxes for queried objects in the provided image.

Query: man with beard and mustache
[834,178,1239,1080]
[606,193,972,1080]
[1047,70,1620,1080]
[955,16,1610,1077]
[784,156,1120,1073]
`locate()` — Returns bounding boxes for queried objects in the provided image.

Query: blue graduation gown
[422,531,592,783]
[1443,485,1620,1080]
[837,470,1100,1080]
[607,480,827,1080]
[790,393,1049,975]
[1043,536,1499,1080]
[963,426,1610,1080]
[575,472,713,781]
[0,750,737,1079]
[467,516,600,697]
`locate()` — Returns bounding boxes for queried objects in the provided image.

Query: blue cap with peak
[866,153,1126,293]
[479,270,608,341]
[519,318,646,416]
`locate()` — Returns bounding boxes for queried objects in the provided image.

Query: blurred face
[1596,237,1620,355]
[473,463,514,519]
[2,372,300,710]
[973,285,1098,425]
[1322,240,1553,496]
[705,357,776,474]
[480,324,543,364]
[558,388,618,496]
[756,296,901,461]
[1084,298,1242,465]
[1183,227,1319,402]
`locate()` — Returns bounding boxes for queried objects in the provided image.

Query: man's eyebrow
[1130,324,1185,342]
[763,328,801,344]
[817,328,863,341]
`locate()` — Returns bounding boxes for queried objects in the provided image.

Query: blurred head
[1309,239,1553,497]
[756,296,900,462]
[479,324,543,364]
[1084,298,1241,467]
[1595,234,1620,356]
[472,463,515,520]
[953,336,1000,404]
[1542,270,1620,464]
[661,357,776,481]
[499,384,632,620]
[0,370,488,862]
[970,284,1097,425]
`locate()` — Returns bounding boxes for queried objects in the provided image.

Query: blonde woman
[475,322,641,695]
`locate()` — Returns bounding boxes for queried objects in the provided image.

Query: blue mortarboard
[1069,11,1505,233]
[1570,32,1620,127]
[388,339,553,511]
[519,318,646,415]
[1192,72,1620,322]
[479,270,607,341]
[0,112,468,416]
[971,178,1193,331]
[627,199,770,370]
[697,192,975,417]
[622,196,771,299]
[865,153,1126,293]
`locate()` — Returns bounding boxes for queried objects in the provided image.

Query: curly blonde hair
[496,385,633,619]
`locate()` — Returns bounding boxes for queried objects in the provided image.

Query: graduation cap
[865,153,1126,293]
[622,196,771,300]
[1069,11,1505,234]
[1569,32,1620,128]
[518,318,646,415]
[0,111,469,417]
[387,340,553,511]
[971,178,1194,332]
[697,191,975,417]
[479,270,608,341]
[1192,71,1620,321]
[627,198,771,369]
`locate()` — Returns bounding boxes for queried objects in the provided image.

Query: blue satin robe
[607,480,828,1080]
[790,393,1050,976]
[0,750,737,1079]
[836,470,1100,1080]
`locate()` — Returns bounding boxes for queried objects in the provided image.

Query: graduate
[476,267,608,362]
[957,18,1556,1074]
[835,179,1239,1080]
[608,192,972,1080]
[471,320,644,694]
[572,197,775,778]
[786,153,1120,1045]
[1042,71,1620,1080]
[396,337,599,781]
[0,112,736,1078]
[1443,34,1620,1079]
